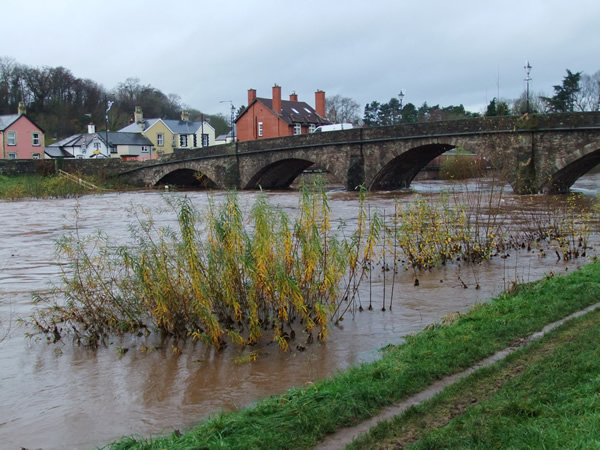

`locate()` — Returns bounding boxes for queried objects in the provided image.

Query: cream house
[119,106,216,156]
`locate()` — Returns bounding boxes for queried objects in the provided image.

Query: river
[1,174,599,449]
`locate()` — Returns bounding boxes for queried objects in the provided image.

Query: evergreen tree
[542,69,582,112]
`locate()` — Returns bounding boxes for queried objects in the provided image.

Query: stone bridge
[12,112,594,195]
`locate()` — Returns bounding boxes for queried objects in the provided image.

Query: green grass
[0,174,131,200]
[350,302,600,449]
[107,262,600,449]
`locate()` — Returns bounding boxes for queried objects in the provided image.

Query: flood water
[1,174,599,449]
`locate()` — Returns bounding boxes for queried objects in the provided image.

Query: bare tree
[577,70,600,111]
[325,94,360,124]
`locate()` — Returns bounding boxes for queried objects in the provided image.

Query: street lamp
[524,60,532,114]
[220,100,236,142]
[398,90,405,122]
[105,99,114,157]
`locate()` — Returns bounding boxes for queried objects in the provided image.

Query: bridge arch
[146,161,221,188]
[244,158,316,189]
[369,142,455,190]
[539,138,600,194]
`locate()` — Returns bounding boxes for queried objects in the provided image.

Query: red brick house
[0,103,45,159]
[235,85,330,141]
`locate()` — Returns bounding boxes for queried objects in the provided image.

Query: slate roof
[236,98,329,126]
[118,118,214,134]
[0,113,45,132]
[0,114,19,130]
[45,146,74,158]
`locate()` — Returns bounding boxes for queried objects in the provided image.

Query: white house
[45,124,154,160]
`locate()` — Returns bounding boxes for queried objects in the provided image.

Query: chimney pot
[289,92,298,102]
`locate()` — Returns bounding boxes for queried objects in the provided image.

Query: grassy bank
[350,299,600,448]
[0,174,131,200]
[108,261,600,449]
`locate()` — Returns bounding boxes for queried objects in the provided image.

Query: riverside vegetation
[25,180,598,354]
[107,261,600,449]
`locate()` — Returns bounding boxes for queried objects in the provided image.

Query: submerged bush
[28,186,377,351]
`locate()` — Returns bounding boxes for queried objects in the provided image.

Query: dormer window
[293,123,301,135]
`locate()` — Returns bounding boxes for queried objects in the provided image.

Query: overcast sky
[3,0,599,117]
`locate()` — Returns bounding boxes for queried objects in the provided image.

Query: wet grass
[108,261,600,449]
[349,300,600,449]
[0,174,132,200]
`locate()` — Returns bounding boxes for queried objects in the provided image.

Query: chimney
[272,84,282,114]
[315,90,326,118]
[248,88,256,105]
[181,110,190,121]
[289,92,298,102]
[18,102,26,115]
[88,123,96,134]
[134,106,143,123]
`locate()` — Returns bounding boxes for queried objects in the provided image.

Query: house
[118,107,216,155]
[0,103,45,159]
[45,124,154,160]
[235,85,330,141]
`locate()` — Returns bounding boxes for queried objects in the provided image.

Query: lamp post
[524,60,532,114]
[105,99,114,157]
[398,89,405,123]
[220,100,235,142]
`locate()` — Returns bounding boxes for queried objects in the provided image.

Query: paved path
[315,302,600,449]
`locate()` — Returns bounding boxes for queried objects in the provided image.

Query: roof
[48,132,153,148]
[118,118,215,134]
[236,98,329,126]
[45,146,74,158]
[0,114,19,130]
[105,132,153,146]
[0,113,45,133]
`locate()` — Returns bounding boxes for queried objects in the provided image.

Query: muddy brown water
[1,175,598,449]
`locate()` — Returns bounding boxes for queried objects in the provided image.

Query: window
[110,146,117,154]
[8,152,17,159]
[93,142,101,150]
[258,122,263,137]
[172,136,176,146]
[157,133,164,146]
[309,124,316,133]
[32,132,40,146]
[141,146,149,153]
[202,134,209,147]
[193,134,197,147]
[7,131,16,146]
[293,123,301,135]
[32,153,40,159]
[180,135,188,147]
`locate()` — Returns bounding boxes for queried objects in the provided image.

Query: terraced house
[119,107,216,156]
[0,103,45,159]
[235,85,330,141]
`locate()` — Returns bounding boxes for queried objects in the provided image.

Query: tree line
[0,57,231,142]
[324,68,600,127]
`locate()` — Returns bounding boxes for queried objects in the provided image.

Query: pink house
[0,104,45,159]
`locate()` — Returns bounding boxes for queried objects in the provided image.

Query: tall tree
[542,69,582,112]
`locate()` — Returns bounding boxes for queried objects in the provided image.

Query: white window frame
[32,132,41,146]
[293,123,301,135]
[258,122,263,137]
[8,152,17,159]
[309,124,316,133]
[7,131,16,146]
[157,133,164,146]
[172,136,176,146]
[202,134,209,147]
[180,135,188,147]
[110,145,117,154]
[141,146,149,153]
[32,153,40,159]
